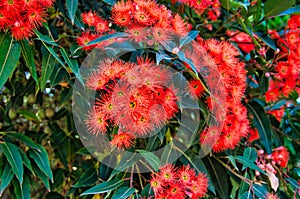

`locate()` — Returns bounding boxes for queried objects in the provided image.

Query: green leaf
[247,101,272,154]
[102,0,116,6]
[80,179,124,196]
[252,184,268,198]
[100,155,116,181]
[111,186,135,199]
[254,32,276,50]
[0,132,39,150]
[16,110,39,121]
[109,153,137,180]
[19,149,33,174]
[203,157,228,199]
[60,48,83,85]
[34,31,59,47]
[227,156,239,171]
[238,172,250,198]
[230,177,240,199]
[242,147,257,170]
[28,145,53,182]
[40,46,56,91]
[239,191,253,199]
[32,164,50,191]
[66,0,78,24]
[276,5,300,16]
[137,150,161,171]
[0,34,21,89]
[72,169,97,188]
[0,164,14,196]
[235,156,266,174]
[86,32,129,47]
[1,143,24,183]
[21,176,31,199]
[19,40,38,85]
[264,0,295,17]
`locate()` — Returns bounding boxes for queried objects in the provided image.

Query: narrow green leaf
[239,191,253,199]
[16,110,39,121]
[219,0,229,10]
[19,40,38,85]
[80,179,124,196]
[238,172,250,198]
[72,169,97,188]
[100,155,116,181]
[242,147,257,170]
[254,32,276,50]
[247,101,272,154]
[40,46,56,91]
[235,156,266,174]
[66,0,78,24]
[111,186,135,199]
[21,176,31,199]
[3,132,39,150]
[109,153,137,180]
[0,34,21,89]
[1,143,24,183]
[60,48,83,85]
[19,149,34,174]
[32,164,50,191]
[252,184,268,198]
[227,156,239,171]
[264,0,295,17]
[203,157,228,199]
[230,177,240,199]
[28,145,53,182]
[34,31,59,47]
[86,32,129,47]
[0,164,14,196]
[137,150,161,171]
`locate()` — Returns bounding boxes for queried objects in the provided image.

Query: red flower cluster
[176,0,221,30]
[77,11,112,50]
[150,164,208,199]
[0,0,53,40]
[111,0,189,37]
[265,15,300,104]
[255,146,289,176]
[227,30,255,53]
[85,58,179,149]
[185,38,249,152]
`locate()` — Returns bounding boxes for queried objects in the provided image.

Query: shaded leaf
[254,32,276,50]
[28,145,53,182]
[80,179,124,196]
[1,142,24,183]
[20,40,38,85]
[86,32,129,47]
[0,34,21,89]
[0,132,39,150]
[137,150,161,171]
[66,0,78,24]
[40,46,56,91]
[32,164,50,191]
[72,169,97,188]
[235,156,266,174]
[264,0,295,17]
[203,157,228,199]
[0,164,14,196]
[16,110,39,121]
[252,184,268,198]
[111,186,135,199]
[247,101,272,154]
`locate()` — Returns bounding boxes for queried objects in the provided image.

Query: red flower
[85,107,108,135]
[271,146,289,168]
[248,128,260,143]
[11,20,34,40]
[110,131,134,149]
[188,79,205,98]
[265,192,279,199]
